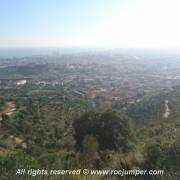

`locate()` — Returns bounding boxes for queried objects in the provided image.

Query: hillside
[0,84,180,179]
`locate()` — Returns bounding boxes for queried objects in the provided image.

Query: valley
[0,51,180,180]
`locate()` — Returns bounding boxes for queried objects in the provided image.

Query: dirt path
[1,102,16,117]
[163,100,170,118]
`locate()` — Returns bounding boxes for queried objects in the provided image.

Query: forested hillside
[0,84,180,180]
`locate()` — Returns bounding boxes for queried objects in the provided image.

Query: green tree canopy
[73,110,132,151]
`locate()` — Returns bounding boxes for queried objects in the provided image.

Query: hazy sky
[0,0,180,48]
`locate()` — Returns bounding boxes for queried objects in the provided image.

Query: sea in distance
[0,47,180,59]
